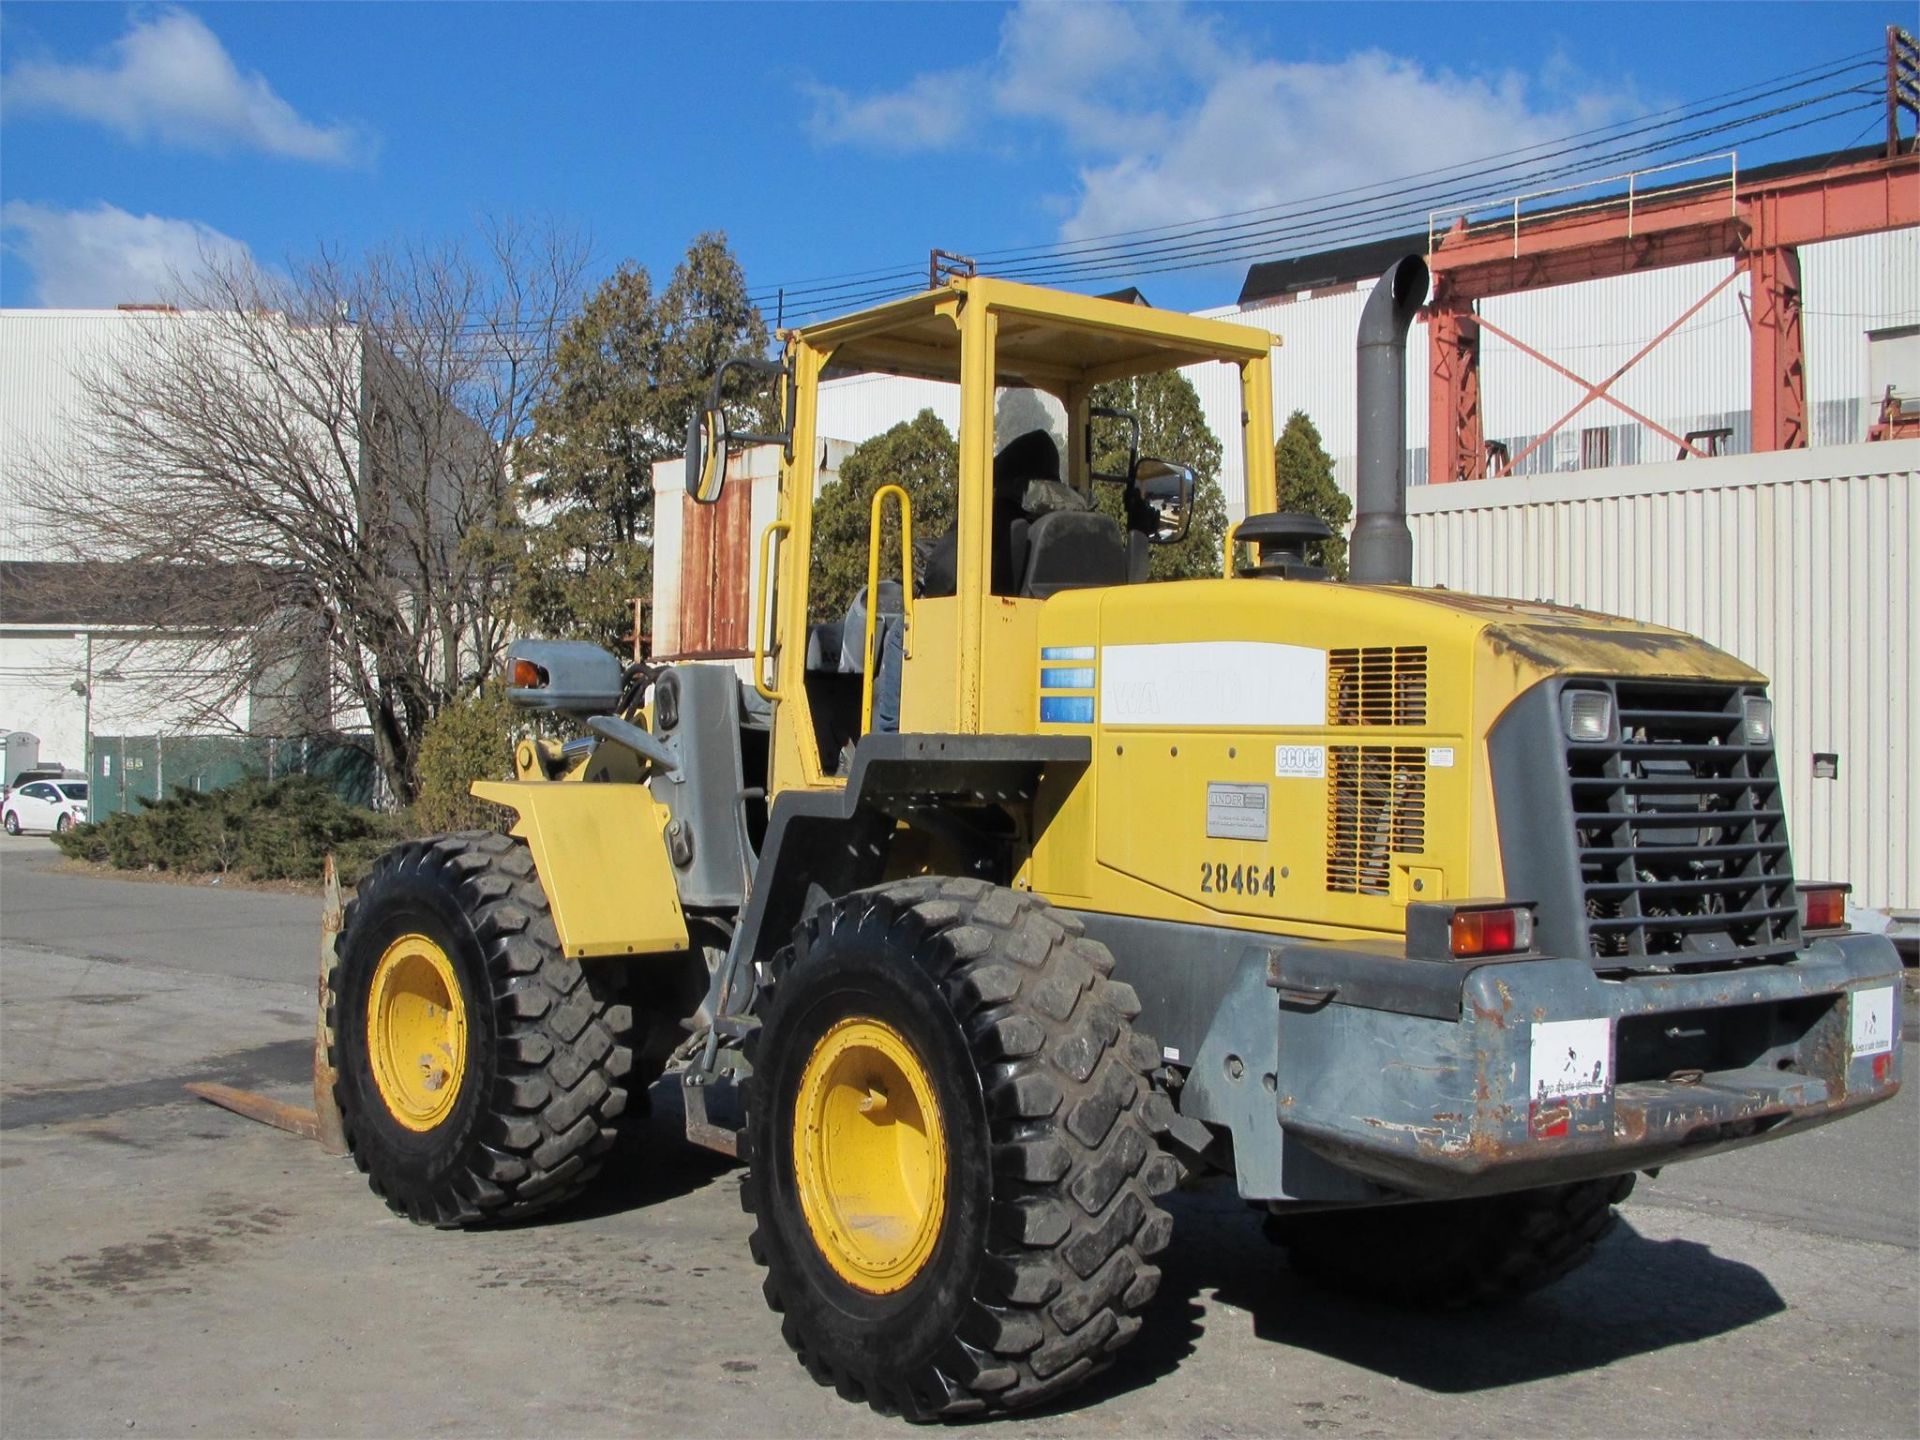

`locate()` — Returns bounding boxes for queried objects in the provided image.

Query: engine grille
[1328,646,1427,726]
[1327,744,1426,895]
[1566,680,1798,966]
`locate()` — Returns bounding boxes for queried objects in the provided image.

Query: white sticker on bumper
[1850,987,1895,1058]
[1530,1018,1613,1100]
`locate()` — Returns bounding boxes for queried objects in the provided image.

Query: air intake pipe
[1349,254,1430,586]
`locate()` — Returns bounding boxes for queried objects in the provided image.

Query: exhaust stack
[1349,255,1430,586]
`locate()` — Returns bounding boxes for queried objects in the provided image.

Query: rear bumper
[1266,933,1902,1199]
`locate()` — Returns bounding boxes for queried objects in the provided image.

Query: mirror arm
[687,356,795,503]
[1086,404,1140,484]
[710,357,793,449]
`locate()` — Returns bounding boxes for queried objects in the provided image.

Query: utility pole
[71,631,94,790]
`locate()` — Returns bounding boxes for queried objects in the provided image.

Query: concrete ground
[2,834,1916,1439]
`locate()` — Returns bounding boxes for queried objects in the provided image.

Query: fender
[470,781,689,959]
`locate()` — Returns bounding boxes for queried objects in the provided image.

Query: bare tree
[31,220,588,803]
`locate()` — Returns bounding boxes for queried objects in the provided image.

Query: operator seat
[1018,507,1129,597]
[919,428,1060,598]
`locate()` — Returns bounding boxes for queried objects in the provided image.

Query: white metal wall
[0,310,153,559]
[1,307,375,562]
[815,374,960,448]
[1407,439,1920,911]
[0,628,254,766]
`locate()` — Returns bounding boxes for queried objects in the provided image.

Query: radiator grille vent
[1567,681,1798,966]
[1328,646,1428,726]
[1327,745,1426,895]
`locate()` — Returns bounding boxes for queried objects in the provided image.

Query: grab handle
[860,484,915,735]
[752,519,791,702]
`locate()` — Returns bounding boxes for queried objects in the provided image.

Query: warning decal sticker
[1529,1018,1613,1100]
[1850,987,1895,1058]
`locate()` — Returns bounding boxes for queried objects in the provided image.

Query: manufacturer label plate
[1850,987,1895,1057]
[1205,782,1269,841]
[1529,1019,1613,1100]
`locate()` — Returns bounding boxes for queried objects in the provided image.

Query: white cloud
[1061,50,1619,243]
[3,8,363,163]
[1,202,257,307]
[804,2,1628,253]
[805,69,980,152]
[988,0,1227,155]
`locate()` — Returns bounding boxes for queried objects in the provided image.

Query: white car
[3,779,90,834]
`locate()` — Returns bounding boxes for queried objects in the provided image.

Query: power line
[987,94,1878,290]
[983,81,1875,282]
[431,46,1887,340]
[758,46,1878,294]
[746,47,1879,312]
[770,87,1878,317]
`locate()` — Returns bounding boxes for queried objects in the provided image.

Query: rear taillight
[1449,905,1535,958]
[1797,883,1850,933]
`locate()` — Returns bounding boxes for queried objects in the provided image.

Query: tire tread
[328,831,636,1227]
[1271,1173,1635,1308]
[742,879,1180,1419]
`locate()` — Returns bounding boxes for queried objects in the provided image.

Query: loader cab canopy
[763,276,1281,787]
[805,277,1274,399]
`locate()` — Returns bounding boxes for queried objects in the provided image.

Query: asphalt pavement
[2,835,1916,1438]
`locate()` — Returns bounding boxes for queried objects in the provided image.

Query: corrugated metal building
[1408,440,1918,911]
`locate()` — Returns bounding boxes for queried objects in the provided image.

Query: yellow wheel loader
[328,257,1903,1418]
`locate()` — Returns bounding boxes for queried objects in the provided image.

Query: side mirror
[685,405,728,505]
[684,355,794,505]
[1087,405,1140,483]
[1130,457,1196,545]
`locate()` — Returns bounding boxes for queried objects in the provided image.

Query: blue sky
[0,2,1903,317]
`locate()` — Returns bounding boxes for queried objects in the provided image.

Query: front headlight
[1742,695,1773,745]
[1561,689,1613,743]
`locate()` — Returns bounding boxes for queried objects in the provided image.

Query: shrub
[412,680,522,833]
[53,774,407,883]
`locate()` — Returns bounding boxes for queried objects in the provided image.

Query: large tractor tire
[1270,1174,1636,1308]
[329,832,636,1227]
[742,878,1181,1420]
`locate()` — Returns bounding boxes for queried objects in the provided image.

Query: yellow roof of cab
[799,275,1277,391]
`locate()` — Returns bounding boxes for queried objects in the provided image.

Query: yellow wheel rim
[366,933,468,1132]
[793,1016,948,1294]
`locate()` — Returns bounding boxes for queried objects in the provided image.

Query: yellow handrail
[859,484,915,735]
[752,519,790,702]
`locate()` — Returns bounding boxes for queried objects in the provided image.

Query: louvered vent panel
[1328,646,1428,726]
[1566,680,1798,966]
[1326,745,1426,895]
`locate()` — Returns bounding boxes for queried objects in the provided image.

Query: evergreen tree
[1087,370,1228,581]
[509,233,769,652]
[809,410,958,622]
[1272,409,1352,578]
